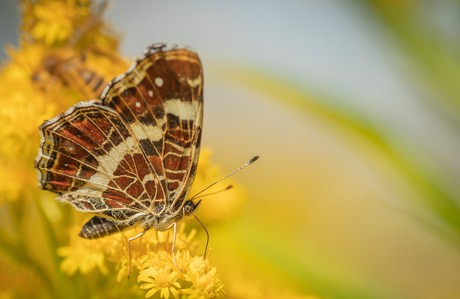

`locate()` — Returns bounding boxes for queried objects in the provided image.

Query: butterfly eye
[183,200,200,216]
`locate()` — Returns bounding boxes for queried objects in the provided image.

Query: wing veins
[43,126,151,211]
[83,109,136,176]
[113,89,166,210]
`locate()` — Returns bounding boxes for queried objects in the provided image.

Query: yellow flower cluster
[136,228,225,299]
[58,224,225,298]
[21,0,89,46]
[0,0,126,205]
[0,44,58,204]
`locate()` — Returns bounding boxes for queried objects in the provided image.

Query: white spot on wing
[148,90,154,97]
[155,77,163,87]
[135,101,141,108]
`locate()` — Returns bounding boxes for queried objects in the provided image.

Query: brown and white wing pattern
[35,43,203,238]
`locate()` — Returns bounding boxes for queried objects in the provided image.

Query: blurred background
[1,1,460,298]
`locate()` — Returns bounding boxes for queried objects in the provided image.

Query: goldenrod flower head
[0,44,59,204]
[181,256,225,298]
[21,0,90,46]
[0,0,126,205]
[57,226,115,275]
[59,223,224,298]
[139,268,181,299]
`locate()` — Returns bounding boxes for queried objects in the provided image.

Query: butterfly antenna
[194,215,210,258]
[191,155,259,200]
[192,185,233,200]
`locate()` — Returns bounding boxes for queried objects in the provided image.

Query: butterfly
[35,43,204,274]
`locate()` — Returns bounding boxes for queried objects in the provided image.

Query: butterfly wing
[101,44,203,211]
[35,44,203,238]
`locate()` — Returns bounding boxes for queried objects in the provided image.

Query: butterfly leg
[127,230,147,278]
[170,222,183,272]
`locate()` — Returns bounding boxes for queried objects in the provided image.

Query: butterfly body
[35,43,204,240]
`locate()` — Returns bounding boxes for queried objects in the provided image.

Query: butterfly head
[183,199,201,217]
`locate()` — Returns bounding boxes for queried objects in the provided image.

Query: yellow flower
[57,226,115,275]
[0,46,54,153]
[0,44,59,204]
[59,222,225,297]
[138,268,181,299]
[21,0,90,46]
[0,0,126,204]
[136,248,225,298]
[137,248,225,298]
[181,256,225,298]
